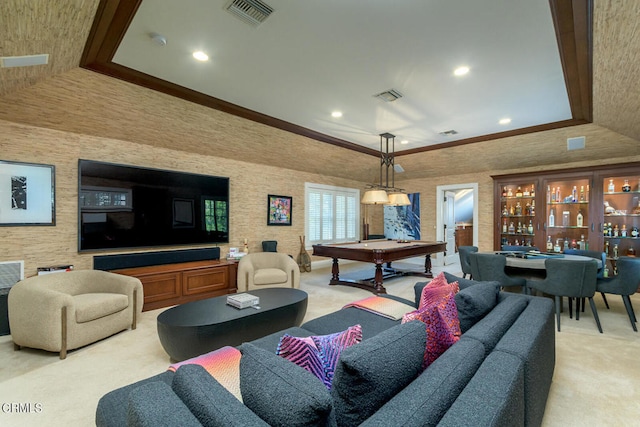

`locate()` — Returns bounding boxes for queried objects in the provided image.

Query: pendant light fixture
[361,133,411,206]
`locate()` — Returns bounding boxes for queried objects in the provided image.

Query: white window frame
[305,183,360,247]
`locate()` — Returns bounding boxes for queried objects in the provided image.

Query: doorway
[435,183,478,266]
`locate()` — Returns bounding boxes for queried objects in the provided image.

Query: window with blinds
[305,183,359,245]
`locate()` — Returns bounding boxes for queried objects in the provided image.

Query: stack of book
[37,265,74,275]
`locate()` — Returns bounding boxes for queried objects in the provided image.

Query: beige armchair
[237,252,300,292]
[8,269,143,359]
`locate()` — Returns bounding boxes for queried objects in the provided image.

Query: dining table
[497,252,603,270]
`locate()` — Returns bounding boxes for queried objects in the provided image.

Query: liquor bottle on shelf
[515,202,522,216]
[562,211,570,227]
[502,219,508,233]
[523,186,530,197]
[508,222,515,234]
[551,187,556,202]
[613,244,619,258]
[525,201,531,215]
[631,226,639,238]
[580,185,585,201]
[622,179,631,192]
[621,224,628,237]
[608,179,615,193]
[546,236,553,252]
[633,199,640,214]
[554,239,561,253]
[613,224,619,237]
[509,205,515,215]
[549,209,555,227]
[515,186,523,197]
[507,188,513,197]
[531,200,535,215]
[576,211,584,227]
[502,204,509,216]
[547,186,551,203]
[517,222,522,234]
[572,186,577,202]
[556,187,560,202]
[579,235,586,250]
[530,185,535,197]
[502,187,508,197]
[527,220,534,234]
[605,241,610,256]
[586,184,589,200]
[564,237,569,251]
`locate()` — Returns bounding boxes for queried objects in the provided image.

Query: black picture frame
[267,194,292,226]
[0,160,55,226]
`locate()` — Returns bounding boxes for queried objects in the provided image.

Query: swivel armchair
[596,257,639,332]
[237,252,300,292]
[8,270,143,359]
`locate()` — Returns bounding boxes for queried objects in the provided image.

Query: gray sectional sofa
[96,273,555,427]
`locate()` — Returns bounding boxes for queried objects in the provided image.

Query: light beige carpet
[0,261,638,426]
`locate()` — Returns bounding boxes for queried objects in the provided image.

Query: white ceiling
[112,0,572,152]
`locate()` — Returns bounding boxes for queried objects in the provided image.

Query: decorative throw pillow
[418,272,459,310]
[330,321,426,426]
[276,324,362,389]
[455,281,500,333]
[239,342,335,427]
[404,285,461,369]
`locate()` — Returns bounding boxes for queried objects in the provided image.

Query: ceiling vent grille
[226,0,274,26]
[373,89,403,102]
[439,130,459,136]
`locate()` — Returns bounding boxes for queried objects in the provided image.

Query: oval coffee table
[157,288,308,361]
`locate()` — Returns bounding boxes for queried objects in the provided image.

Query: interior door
[444,191,457,265]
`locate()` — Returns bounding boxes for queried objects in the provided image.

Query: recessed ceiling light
[499,118,512,125]
[193,51,209,61]
[331,111,343,118]
[454,66,470,76]
[400,140,409,145]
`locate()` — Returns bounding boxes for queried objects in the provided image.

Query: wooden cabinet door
[182,267,228,296]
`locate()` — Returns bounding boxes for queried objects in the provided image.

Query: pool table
[312,239,447,294]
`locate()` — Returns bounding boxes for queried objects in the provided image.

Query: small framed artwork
[0,160,55,226]
[267,194,292,226]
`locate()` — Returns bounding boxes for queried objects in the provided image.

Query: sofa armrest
[172,365,269,426]
[127,381,202,427]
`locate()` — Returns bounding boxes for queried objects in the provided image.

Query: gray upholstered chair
[469,252,527,293]
[564,248,608,311]
[457,246,478,279]
[527,258,602,333]
[237,252,300,292]
[8,270,143,359]
[596,257,639,332]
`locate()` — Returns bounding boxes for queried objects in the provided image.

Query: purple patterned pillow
[403,288,461,369]
[276,324,362,389]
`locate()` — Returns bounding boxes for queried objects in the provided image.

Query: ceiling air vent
[226,0,274,26]
[439,130,459,136]
[373,89,403,102]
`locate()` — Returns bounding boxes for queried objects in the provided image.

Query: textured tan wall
[0,119,365,276]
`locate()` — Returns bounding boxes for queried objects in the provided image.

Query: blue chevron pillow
[276,324,362,389]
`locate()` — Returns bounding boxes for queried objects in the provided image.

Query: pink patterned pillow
[418,272,459,310]
[276,324,362,389]
[404,285,461,369]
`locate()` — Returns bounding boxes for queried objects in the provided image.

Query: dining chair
[457,246,478,279]
[596,257,640,332]
[563,248,609,311]
[469,253,527,293]
[527,258,602,333]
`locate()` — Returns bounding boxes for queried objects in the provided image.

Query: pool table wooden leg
[374,263,386,294]
[424,255,434,278]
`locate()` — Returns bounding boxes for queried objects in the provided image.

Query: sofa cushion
[239,342,335,427]
[172,364,268,427]
[403,285,461,369]
[276,325,362,389]
[254,268,288,285]
[331,321,426,427]
[359,337,486,427]
[126,381,201,427]
[437,351,525,427]
[455,281,500,333]
[418,272,459,308]
[74,293,128,323]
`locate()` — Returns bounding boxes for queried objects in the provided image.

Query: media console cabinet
[111,260,238,311]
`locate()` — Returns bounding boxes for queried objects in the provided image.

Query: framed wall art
[0,160,55,226]
[267,194,292,226]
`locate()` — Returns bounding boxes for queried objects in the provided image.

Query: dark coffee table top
[157,288,308,328]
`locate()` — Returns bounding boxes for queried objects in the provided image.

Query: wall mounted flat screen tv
[78,160,229,251]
